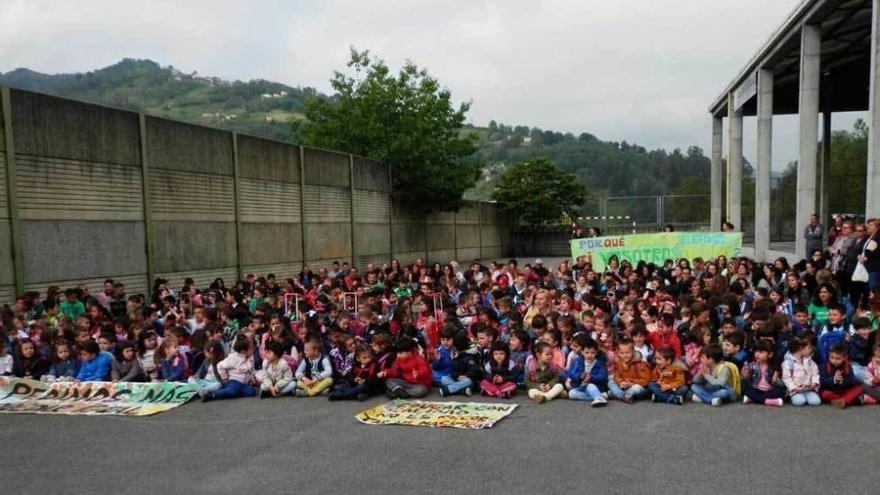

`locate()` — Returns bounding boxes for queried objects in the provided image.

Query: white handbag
[852,262,869,283]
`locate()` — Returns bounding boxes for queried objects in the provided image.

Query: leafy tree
[293,49,481,210]
[491,158,588,224]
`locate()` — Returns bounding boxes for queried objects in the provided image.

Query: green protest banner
[0,377,199,416]
[570,232,742,273]
[356,400,518,429]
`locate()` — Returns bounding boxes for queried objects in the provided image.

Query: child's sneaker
[464,386,472,397]
[710,397,722,407]
[742,395,751,405]
[591,397,607,407]
[830,398,847,409]
[691,394,702,404]
[674,396,684,405]
[530,394,546,404]
[320,389,332,397]
[356,392,370,401]
[558,390,568,399]
[651,393,658,403]
[438,386,449,398]
[294,389,309,398]
[864,394,878,405]
[201,392,215,402]
[764,398,783,407]
[502,391,512,399]
[621,395,633,404]
[601,392,609,400]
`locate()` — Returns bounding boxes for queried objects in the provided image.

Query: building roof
[709,0,873,117]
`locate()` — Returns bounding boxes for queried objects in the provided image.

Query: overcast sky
[3,0,860,169]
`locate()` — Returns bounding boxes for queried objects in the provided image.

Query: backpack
[718,361,741,398]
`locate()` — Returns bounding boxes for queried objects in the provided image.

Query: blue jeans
[852,363,867,384]
[260,381,297,396]
[440,375,473,395]
[790,390,821,406]
[188,377,221,398]
[569,383,602,401]
[690,383,734,404]
[608,381,647,400]
[332,382,367,399]
[432,371,451,386]
[213,380,255,399]
[648,383,688,403]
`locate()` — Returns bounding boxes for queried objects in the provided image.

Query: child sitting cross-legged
[782,334,821,407]
[608,338,651,403]
[819,343,863,409]
[741,339,786,407]
[648,346,688,405]
[480,341,517,399]
[863,343,880,405]
[525,341,565,404]
[439,333,482,397]
[258,340,295,398]
[690,343,736,406]
[565,335,608,407]
[430,325,455,385]
[381,337,432,399]
[329,344,381,401]
[294,339,334,397]
[202,335,256,402]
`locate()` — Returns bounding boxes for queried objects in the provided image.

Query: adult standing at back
[856,218,880,301]
[827,215,844,247]
[804,213,824,260]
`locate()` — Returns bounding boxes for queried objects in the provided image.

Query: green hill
[0,58,315,142]
[1,58,711,216]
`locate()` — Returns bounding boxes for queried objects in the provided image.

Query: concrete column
[866,0,880,218]
[711,116,723,231]
[819,112,831,231]
[755,69,773,260]
[727,93,743,231]
[796,24,821,259]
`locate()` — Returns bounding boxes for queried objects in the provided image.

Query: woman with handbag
[854,218,880,306]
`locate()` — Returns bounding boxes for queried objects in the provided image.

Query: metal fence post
[1,87,24,296]
[137,113,155,291]
[349,154,356,267]
[231,133,243,280]
[299,146,308,269]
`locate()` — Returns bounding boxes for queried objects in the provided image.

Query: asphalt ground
[1,393,877,495]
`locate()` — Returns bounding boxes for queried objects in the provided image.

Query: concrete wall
[0,87,510,301]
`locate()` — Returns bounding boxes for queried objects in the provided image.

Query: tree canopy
[293,49,481,210]
[491,158,588,224]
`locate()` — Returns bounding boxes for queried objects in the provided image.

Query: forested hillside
[1,58,712,213]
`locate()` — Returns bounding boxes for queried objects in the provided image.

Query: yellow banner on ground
[570,232,742,273]
[356,400,518,429]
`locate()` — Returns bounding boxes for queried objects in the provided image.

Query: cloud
[0,0,804,154]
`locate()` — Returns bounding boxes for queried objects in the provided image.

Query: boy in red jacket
[647,314,682,361]
[381,337,432,399]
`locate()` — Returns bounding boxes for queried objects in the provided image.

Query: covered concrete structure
[709,0,879,262]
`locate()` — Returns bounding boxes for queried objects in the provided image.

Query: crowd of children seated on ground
[2,252,879,409]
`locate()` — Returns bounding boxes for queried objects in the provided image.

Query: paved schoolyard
[1,394,876,495]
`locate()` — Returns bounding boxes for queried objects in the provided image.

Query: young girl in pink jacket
[862,343,880,404]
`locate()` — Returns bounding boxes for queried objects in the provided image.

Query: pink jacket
[218,351,255,384]
[864,359,880,388]
[781,352,819,393]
